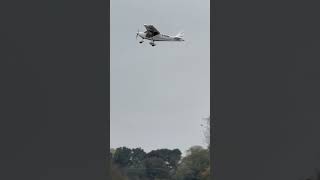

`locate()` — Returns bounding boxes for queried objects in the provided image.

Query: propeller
[136,29,139,40]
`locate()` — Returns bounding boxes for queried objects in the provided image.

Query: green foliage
[144,157,170,180]
[131,148,147,167]
[111,162,128,180]
[175,146,210,180]
[147,148,182,171]
[113,147,133,167]
[111,146,209,180]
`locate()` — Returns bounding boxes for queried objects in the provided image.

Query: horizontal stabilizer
[175,31,184,38]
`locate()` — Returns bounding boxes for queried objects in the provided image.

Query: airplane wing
[144,24,160,36]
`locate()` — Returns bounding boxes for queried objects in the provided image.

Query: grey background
[110,0,210,153]
[1,0,109,179]
[213,1,320,180]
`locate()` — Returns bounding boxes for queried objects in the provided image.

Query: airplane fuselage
[138,32,184,42]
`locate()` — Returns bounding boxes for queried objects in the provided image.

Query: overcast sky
[110,0,210,153]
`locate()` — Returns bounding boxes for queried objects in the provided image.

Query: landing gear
[139,40,144,43]
[149,38,156,46]
[149,41,156,46]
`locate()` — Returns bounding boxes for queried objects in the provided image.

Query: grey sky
[110,0,210,153]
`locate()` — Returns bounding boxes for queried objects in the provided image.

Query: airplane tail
[175,31,184,38]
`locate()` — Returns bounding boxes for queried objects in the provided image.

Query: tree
[126,148,147,180]
[175,146,210,180]
[147,148,182,171]
[131,148,146,167]
[200,167,210,180]
[137,148,182,180]
[144,157,170,180]
[113,147,132,168]
[168,149,183,170]
[111,162,128,180]
[111,147,184,180]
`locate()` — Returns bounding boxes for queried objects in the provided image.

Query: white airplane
[136,24,184,46]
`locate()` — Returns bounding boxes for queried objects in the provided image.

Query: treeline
[110,146,210,180]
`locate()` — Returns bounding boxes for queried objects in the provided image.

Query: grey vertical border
[105,0,111,179]
[210,0,216,179]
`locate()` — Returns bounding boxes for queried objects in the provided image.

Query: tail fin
[175,31,184,38]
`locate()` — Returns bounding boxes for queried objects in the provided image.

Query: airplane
[136,24,184,46]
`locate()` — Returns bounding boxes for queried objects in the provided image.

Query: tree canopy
[111,146,209,180]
